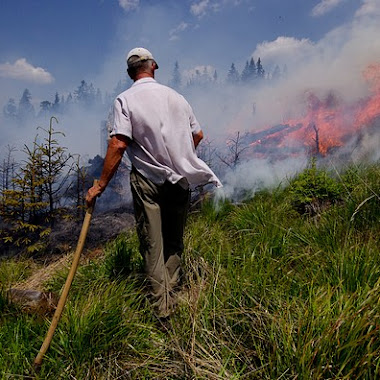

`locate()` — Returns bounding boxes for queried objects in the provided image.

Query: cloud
[0,58,54,84]
[311,0,346,17]
[190,0,245,18]
[191,0,210,17]
[118,0,139,12]
[355,0,380,17]
[169,21,189,41]
[252,36,315,68]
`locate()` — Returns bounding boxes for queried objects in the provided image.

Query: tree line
[169,57,286,90]
[2,56,284,123]
[2,78,131,124]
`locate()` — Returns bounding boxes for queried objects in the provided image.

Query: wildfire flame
[250,63,380,157]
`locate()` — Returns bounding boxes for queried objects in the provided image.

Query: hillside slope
[0,161,379,379]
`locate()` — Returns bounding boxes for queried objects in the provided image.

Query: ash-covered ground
[47,206,136,257]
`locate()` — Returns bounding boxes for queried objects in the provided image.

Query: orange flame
[250,63,380,157]
[355,63,380,127]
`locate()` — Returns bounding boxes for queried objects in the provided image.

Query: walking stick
[33,180,98,369]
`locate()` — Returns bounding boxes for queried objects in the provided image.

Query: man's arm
[85,134,128,207]
[193,130,203,149]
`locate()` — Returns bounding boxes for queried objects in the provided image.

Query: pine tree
[227,63,240,84]
[249,58,256,79]
[0,117,73,252]
[256,58,265,79]
[169,61,181,90]
[18,89,35,121]
[241,61,250,82]
[272,65,281,81]
[38,101,52,118]
[3,98,18,120]
[0,145,17,194]
[37,117,73,225]
[66,155,88,219]
[74,80,96,108]
[52,92,61,113]
[0,137,49,252]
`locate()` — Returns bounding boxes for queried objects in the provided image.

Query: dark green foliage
[289,159,342,215]
[0,136,51,252]
[0,117,72,254]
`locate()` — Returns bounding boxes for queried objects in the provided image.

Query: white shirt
[111,77,222,189]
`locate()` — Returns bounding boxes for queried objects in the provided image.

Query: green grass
[0,257,35,288]
[0,161,379,379]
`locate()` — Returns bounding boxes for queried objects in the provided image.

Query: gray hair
[127,57,154,78]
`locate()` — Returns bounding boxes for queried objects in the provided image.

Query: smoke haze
[1,0,379,201]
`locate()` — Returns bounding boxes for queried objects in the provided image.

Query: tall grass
[0,161,379,378]
[172,161,380,379]
[0,257,36,288]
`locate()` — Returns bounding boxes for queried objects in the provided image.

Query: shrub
[289,159,342,215]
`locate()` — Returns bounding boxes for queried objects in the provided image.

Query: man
[86,47,222,318]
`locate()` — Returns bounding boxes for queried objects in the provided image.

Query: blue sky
[0,0,362,100]
[0,0,379,164]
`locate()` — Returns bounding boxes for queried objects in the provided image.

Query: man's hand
[85,183,104,208]
[193,130,204,149]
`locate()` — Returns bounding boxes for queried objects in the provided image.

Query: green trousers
[130,168,190,317]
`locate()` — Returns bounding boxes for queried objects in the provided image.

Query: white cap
[126,47,158,68]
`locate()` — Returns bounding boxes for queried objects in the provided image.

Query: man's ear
[127,68,134,80]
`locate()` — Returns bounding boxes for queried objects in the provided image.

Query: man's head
[126,47,159,80]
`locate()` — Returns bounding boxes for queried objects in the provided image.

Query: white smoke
[194,0,380,198]
[220,157,308,201]
[1,0,379,204]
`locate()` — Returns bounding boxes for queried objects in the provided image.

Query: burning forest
[245,63,380,160]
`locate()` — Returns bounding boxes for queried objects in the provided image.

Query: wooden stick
[34,180,98,369]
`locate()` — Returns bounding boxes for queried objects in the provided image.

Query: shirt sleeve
[110,97,133,139]
[187,102,202,134]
